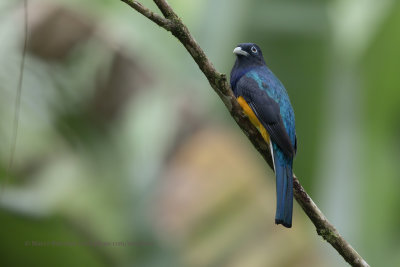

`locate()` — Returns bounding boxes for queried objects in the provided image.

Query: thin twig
[119,1,370,266]
[153,0,174,18]
[120,0,172,29]
[1,0,28,196]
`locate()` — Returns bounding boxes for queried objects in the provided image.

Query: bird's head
[230,43,266,90]
[233,43,265,67]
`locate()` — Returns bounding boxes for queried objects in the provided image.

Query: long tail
[274,152,293,228]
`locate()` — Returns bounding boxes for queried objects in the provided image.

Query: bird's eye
[251,46,257,53]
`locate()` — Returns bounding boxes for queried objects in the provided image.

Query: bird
[230,43,297,228]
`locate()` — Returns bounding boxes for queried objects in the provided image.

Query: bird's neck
[230,66,252,93]
[230,60,264,94]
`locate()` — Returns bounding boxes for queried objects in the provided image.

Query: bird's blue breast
[246,67,296,159]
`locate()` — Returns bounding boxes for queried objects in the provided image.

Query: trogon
[230,43,297,228]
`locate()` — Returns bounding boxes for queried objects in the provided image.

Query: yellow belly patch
[237,96,270,145]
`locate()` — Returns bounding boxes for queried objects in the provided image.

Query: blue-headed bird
[230,43,297,228]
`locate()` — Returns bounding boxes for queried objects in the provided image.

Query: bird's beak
[233,47,249,56]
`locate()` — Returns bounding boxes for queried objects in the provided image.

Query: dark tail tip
[274,162,293,229]
[275,219,292,228]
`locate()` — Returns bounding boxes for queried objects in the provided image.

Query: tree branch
[120,0,172,29]
[153,0,175,18]
[119,1,370,266]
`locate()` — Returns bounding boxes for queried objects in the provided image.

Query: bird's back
[245,66,296,148]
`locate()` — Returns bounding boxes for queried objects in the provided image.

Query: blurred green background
[0,0,399,266]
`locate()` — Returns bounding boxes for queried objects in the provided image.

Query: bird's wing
[238,76,295,158]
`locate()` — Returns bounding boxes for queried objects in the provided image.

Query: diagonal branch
[119,1,370,266]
